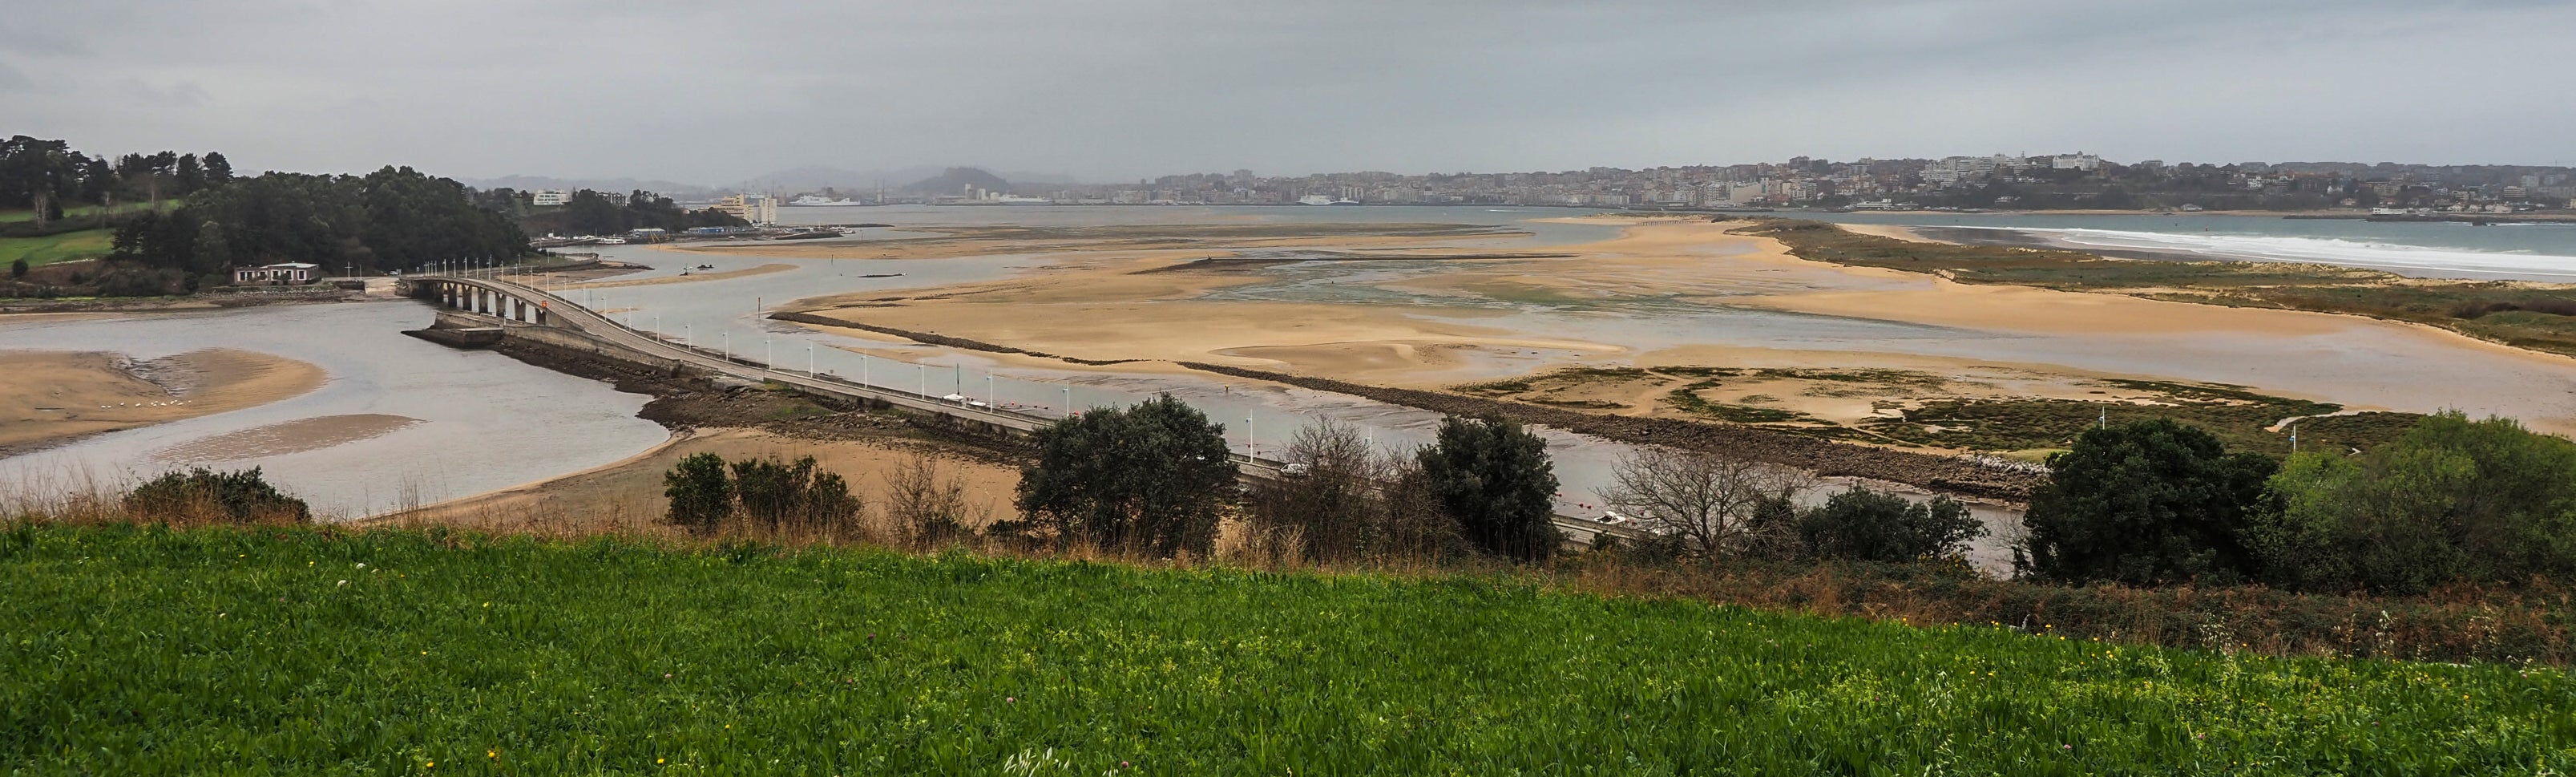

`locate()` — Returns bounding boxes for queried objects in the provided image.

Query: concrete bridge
[396,273,1645,548]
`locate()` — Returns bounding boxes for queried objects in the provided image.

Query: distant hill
[463,175,714,197]
[905,167,1012,196]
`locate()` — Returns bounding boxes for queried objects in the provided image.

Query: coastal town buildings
[944,154,2570,214]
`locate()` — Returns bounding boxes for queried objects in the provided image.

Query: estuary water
[7,204,2572,544]
[0,303,668,518]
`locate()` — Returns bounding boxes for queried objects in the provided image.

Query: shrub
[1015,393,1236,557]
[1417,415,1561,562]
[729,455,862,533]
[2251,411,2576,593]
[661,453,732,535]
[1797,486,1984,564]
[123,467,309,524]
[2021,418,2276,585]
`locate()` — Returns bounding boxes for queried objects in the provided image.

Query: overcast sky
[7,1,2574,184]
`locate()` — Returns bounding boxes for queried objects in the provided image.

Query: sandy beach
[0,348,329,455]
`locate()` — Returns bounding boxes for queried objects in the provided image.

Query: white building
[232,262,319,285]
[713,194,779,225]
[531,189,571,207]
[2050,153,2102,172]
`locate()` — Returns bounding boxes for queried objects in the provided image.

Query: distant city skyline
[9,1,2574,182]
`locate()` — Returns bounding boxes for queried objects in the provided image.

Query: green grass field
[6,525,2571,774]
[0,201,172,224]
[0,229,115,268]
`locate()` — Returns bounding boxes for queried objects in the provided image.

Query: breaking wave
[1966,227,2576,280]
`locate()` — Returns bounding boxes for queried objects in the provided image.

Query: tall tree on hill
[1,136,83,227]
[201,152,232,187]
[1417,415,1561,562]
[1014,393,1236,556]
[175,154,204,196]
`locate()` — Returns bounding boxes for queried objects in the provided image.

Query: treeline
[1,135,232,232]
[499,189,749,237]
[109,166,527,289]
[1,133,529,297]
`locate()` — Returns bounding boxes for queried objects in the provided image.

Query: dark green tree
[2021,418,2277,585]
[1014,393,1236,556]
[10,258,24,278]
[200,152,232,187]
[662,452,733,535]
[1417,415,1561,562]
[1798,486,1984,563]
[190,221,228,271]
[562,189,628,236]
[124,467,309,524]
[174,153,204,196]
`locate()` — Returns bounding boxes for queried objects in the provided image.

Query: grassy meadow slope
[6,524,2571,774]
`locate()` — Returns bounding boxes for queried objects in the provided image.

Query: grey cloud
[7,0,2573,182]
[0,62,34,92]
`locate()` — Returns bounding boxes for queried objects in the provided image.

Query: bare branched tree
[882,451,972,549]
[1246,419,1386,563]
[1601,447,1807,557]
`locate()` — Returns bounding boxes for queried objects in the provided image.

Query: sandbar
[0,348,328,456]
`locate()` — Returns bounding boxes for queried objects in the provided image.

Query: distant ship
[1297,195,1361,205]
[788,196,862,206]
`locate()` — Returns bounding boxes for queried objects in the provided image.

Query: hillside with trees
[2,132,529,298]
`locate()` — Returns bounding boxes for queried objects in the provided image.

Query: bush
[2021,418,2277,585]
[729,455,862,533]
[2251,411,2576,593]
[661,453,732,535]
[1014,393,1236,557]
[123,467,309,524]
[1418,415,1561,562]
[1799,486,1984,563]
